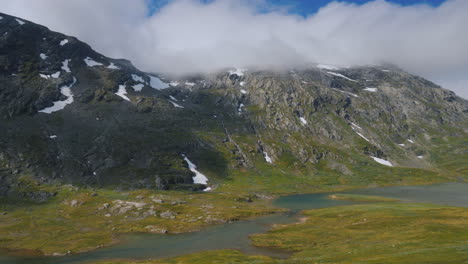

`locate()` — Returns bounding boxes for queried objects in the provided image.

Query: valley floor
[0,176,466,263]
[91,202,468,264]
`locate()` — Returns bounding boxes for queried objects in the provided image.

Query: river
[1,182,466,264]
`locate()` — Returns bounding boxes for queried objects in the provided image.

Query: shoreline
[0,180,461,259]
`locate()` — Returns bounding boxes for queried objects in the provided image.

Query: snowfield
[61,59,71,72]
[317,64,342,70]
[40,71,61,79]
[370,156,394,167]
[264,151,273,163]
[107,63,120,69]
[364,87,378,92]
[84,57,103,67]
[132,74,145,83]
[148,75,169,90]
[115,85,130,101]
[238,103,245,113]
[350,123,371,142]
[327,71,358,82]
[300,117,307,125]
[169,100,184,108]
[332,88,359,98]
[132,84,144,92]
[183,155,210,191]
[38,77,77,114]
[16,19,25,25]
[355,131,370,142]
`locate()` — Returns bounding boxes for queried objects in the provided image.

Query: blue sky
[149,0,447,16]
[264,0,445,15]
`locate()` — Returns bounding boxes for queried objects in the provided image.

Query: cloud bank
[1,0,467,97]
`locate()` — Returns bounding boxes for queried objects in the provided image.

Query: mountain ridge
[0,12,467,200]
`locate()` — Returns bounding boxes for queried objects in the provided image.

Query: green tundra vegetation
[91,202,468,264]
[0,152,456,256]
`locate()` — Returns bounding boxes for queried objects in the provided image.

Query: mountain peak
[0,12,466,197]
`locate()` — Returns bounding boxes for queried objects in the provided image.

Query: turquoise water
[1,182,466,264]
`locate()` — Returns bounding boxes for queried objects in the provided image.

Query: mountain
[0,13,467,200]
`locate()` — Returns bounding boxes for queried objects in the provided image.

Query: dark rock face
[0,13,467,195]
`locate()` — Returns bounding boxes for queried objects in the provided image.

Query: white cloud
[1,0,467,98]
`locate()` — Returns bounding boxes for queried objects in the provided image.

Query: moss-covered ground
[0,153,460,257]
[0,182,281,256]
[91,202,468,264]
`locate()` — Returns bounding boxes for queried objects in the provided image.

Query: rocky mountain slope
[0,13,467,199]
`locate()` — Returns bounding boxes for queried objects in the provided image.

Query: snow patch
[238,103,245,113]
[107,63,120,69]
[169,82,179,87]
[370,156,394,167]
[115,85,130,101]
[407,139,415,143]
[84,57,103,67]
[398,143,406,147]
[350,123,370,142]
[332,88,359,98]
[169,95,178,101]
[229,68,246,77]
[355,131,370,142]
[0,16,3,20]
[49,135,57,139]
[132,74,145,83]
[317,64,341,70]
[16,19,25,25]
[40,53,48,60]
[417,155,424,159]
[59,39,69,46]
[185,82,195,86]
[51,71,61,78]
[132,84,144,92]
[61,59,71,73]
[263,152,273,164]
[327,71,357,82]
[240,89,247,94]
[38,77,77,114]
[40,71,61,79]
[169,100,184,108]
[364,87,378,92]
[240,81,245,86]
[148,75,169,90]
[351,122,362,130]
[300,117,307,125]
[183,155,209,187]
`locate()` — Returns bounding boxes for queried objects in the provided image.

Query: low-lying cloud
[1,0,467,97]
